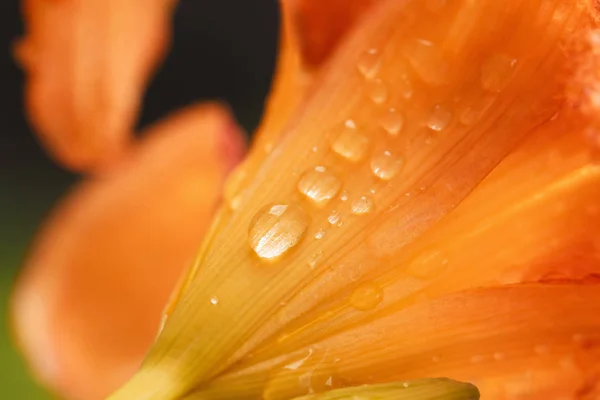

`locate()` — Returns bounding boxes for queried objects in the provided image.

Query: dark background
[0,0,279,397]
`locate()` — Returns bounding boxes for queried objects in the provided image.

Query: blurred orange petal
[107,0,597,399]
[10,103,245,400]
[19,0,176,172]
[211,284,600,400]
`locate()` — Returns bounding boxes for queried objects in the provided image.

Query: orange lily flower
[11,0,600,399]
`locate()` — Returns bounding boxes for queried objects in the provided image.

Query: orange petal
[19,0,176,172]
[10,103,245,400]
[228,0,382,204]
[210,284,600,400]
[235,110,600,357]
[107,0,596,399]
[287,0,380,69]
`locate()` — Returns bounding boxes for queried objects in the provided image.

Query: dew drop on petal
[481,53,517,93]
[398,74,414,100]
[328,210,342,226]
[380,108,404,136]
[427,104,453,131]
[350,282,384,311]
[210,296,219,305]
[297,166,342,207]
[370,150,404,180]
[340,191,349,202]
[249,204,309,261]
[357,48,381,80]
[307,251,324,269]
[224,166,247,210]
[367,78,388,104]
[331,120,370,162]
[314,229,326,240]
[351,195,374,215]
[404,38,448,86]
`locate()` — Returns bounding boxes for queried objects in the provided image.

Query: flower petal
[108,0,595,398]
[231,110,600,356]
[289,379,479,400]
[209,284,600,400]
[19,0,176,172]
[10,103,245,400]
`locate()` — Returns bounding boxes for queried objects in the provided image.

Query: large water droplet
[249,204,309,261]
[350,282,384,311]
[351,195,374,215]
[297,166,342,207]
[331,121,370,162]
[427,105,453,131]
[367,78,388,104]
[370,150,404,180]
[357,48,381,80]
[404,38,448,86]
[379,108,404,136]
[481,54,517,93]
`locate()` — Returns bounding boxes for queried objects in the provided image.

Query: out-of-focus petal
[107,0,596,399]
[10,103,245,400]
[210,285,600,400]
[290,379,479,400]
[18,0,176,172]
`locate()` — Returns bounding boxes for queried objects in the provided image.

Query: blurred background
[0,0,278,397]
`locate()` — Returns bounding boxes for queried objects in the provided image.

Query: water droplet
[328,210,342,226]
[330,121,370,162]
[340,191,349,201]
[427,105,452,131]
[357,48,380,80]
[224,166,248,210]
[249,204,309,261]
[379,108,404,136]
[297,166,342,207]
[308,251,324,269]
[481,54,517,93]
[367,78,388,104]
[426,0,446,12]
[349,282,384,311]
[351,196,374,215]
[210,296,219,305]
[229,193,243,211]
[398,74,414,100]
[470,355,485,364]
[370,150,404,180]
[406,249,449,278]
[314,229,326,240]
[404,38,448,86]
[460,95,496,126]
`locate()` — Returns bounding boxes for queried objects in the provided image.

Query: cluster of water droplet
[243,0,518,316]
